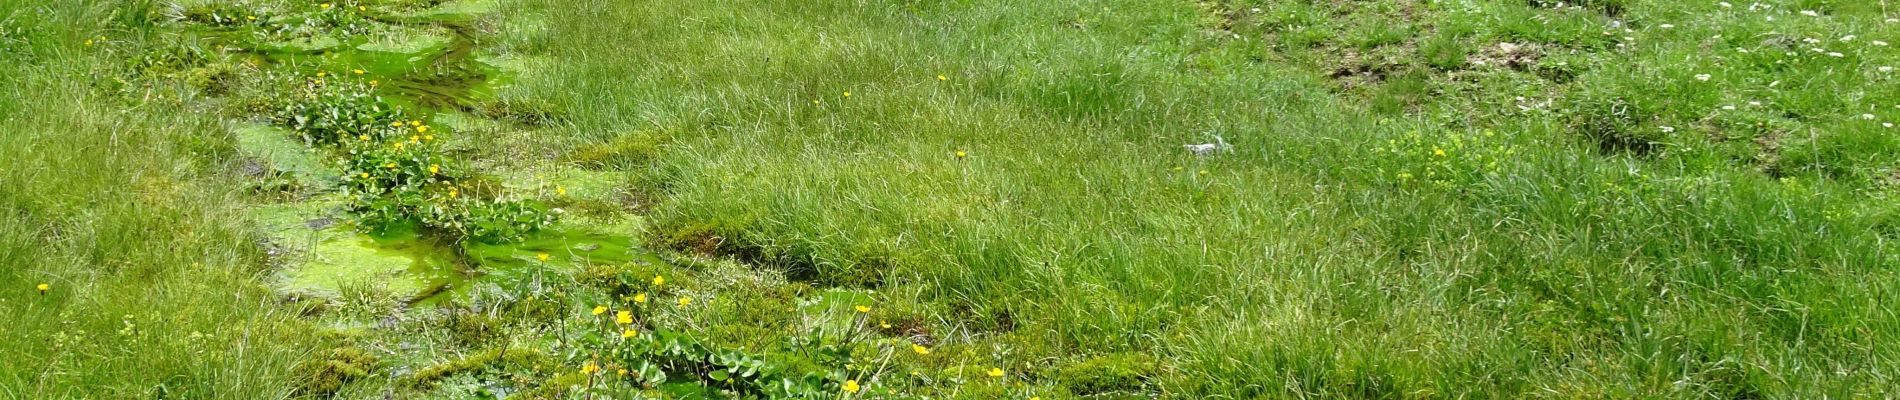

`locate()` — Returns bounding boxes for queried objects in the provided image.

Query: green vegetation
[6,0,1900,398]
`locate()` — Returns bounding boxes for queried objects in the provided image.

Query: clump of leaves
[275,78,556,242]
[1371,128,1519,189]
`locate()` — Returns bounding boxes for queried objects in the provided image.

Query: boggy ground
[4,0,1900,398]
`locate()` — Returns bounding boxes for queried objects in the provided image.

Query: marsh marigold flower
[615,310,633,325]
[633,293,647,304]
[843,380,860,393]
[622,329,637,339]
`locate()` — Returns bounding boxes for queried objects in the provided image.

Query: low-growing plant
[273,77,557,242]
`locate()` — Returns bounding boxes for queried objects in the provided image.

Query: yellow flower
[621,329,638,339]
[955,150,967,158]
[417,125,429,133]
[369,80,379,86]
[1198,170,1209,176]
[352,69,365,75]
[937,75,948,81]
[615,310,633,325]
[358,172,370,179]
[357,5,367,11]
[1433,147,1446,157]
[536,253,550,261]
[879,320,891,329]
[591,305,607,315]
[247,15,257,21]
[677,297,692,306]
[410,120,423,127]
[652,275,665,286]
[423,135,434,141]
[617,368,629,376]
[633,293,647,304]
[842,380,860,393]
[358,134,369,141]
[854,305,871,313]
[320,3,333,9]
[384,162,397,169]
[556,186,567,196]
[316,71,327,78]
[37,283,49,294]
[393,142,405,150]
[843,91,851,97]
[911,344,930,355]
[392,121,404,127]
[84,39,94,46]
[581,362,600,374]
[987,367,1004,378]
[448,188,459,198]
[428,164,440,175]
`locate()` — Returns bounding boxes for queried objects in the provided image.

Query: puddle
[216,2,652,308]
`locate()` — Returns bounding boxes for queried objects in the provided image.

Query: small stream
[220,2,656,306]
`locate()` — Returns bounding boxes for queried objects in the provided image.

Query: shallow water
[221,2,650,306]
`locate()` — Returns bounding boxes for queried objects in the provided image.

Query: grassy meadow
[5,0,1900,398]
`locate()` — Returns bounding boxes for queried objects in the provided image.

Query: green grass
[8,0,1900,397]
[0,1,317,398]
[520,0,1900,397]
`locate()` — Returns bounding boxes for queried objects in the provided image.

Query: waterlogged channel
[217,0,657,306]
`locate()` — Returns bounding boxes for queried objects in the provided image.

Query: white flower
[1622,36,1635,41]
[1874,41,1890,47]
[1881,66,1895,72]
[1749,101,1762,106]
[1770,80,1782,87]
[1863,114,1878,120]
[1800,10,1819,17]
[1695,74,1713,81]
[1888,18,1899,23]
[1803,38,1821,44]
[1828,52,1845,58]
[1719,2,1732,8]
[1722,105,1737,110]
[1841,35,1856,42]
[1661,126,1677,133]
[1887,123,1896,128]
[1660,24,1675,29]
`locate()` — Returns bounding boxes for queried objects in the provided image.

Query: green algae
[213,2,635,308]
[233,123,334,188]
